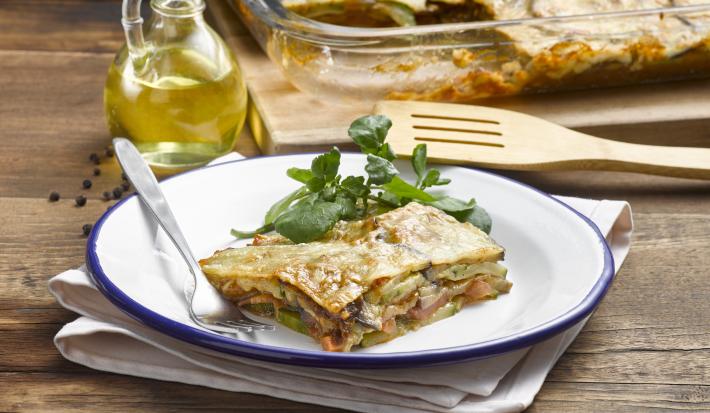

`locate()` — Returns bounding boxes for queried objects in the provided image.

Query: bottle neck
[150,0,205,18]
[121,0,208,75]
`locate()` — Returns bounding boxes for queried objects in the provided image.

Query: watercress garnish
[274,197,343,244]
[365,154,397,185]
[348,115,392,154]
[467,205,493,234]
[232,114,493,243]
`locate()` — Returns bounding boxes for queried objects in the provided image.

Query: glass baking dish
[232,0,710,102]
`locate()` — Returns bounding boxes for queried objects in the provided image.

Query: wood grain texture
[0,1,708,412]
[375,100,710,179]
[0,0,126,53]
[528,383,710,412]
[208,0,710,155]
[0,373,344,412]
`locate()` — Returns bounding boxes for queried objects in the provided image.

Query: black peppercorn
[121,181,130,191]
[93,168,101,176]
[89,153,100,165]
[49,191,60,202]
[82,179,92,189]
[82,223,93,236]
[121,172,128,181]
[104,147,114,157]
[102,191,112,201]
[112,187,123,199]
[75,195,87,207]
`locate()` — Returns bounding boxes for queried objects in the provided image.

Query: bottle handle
[122,0,147,71]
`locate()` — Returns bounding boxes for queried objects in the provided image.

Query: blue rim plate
[86,154,614,369]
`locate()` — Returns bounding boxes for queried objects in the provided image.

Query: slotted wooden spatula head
[374,100,710,180]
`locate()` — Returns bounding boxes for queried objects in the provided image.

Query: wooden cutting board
[207,0,710,155]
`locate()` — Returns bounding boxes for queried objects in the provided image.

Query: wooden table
[1,1,708,411]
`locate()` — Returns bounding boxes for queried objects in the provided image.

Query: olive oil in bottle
[105,0,247,170]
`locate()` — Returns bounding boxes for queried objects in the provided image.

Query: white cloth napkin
[48,153,633,413]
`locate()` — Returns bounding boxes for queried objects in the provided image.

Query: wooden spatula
[374,100,710,180]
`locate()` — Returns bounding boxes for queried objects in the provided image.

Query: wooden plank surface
[208,0,710,154]
[0,1,708,412]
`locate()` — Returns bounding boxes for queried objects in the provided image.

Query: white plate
[87,154,613,368]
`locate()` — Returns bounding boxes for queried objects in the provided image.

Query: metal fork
[113,138,274,334]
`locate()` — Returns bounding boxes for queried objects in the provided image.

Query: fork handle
[583,138,710,180]
[114,139,272,334]
[113,138,204,278]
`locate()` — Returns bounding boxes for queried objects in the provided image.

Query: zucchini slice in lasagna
[199,202,510,351]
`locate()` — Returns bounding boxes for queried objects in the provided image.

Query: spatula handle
[590,139,710,180]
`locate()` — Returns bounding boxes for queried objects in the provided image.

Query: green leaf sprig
[232,115,492,243]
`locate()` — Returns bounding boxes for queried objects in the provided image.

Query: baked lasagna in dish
[264,0,710,101]
[200,202,510,351]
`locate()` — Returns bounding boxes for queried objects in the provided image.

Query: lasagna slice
[199,202,510,351]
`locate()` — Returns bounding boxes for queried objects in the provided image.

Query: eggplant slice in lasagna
[199,202,510,352]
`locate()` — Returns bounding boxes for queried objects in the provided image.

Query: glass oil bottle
[105,0,248,170]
